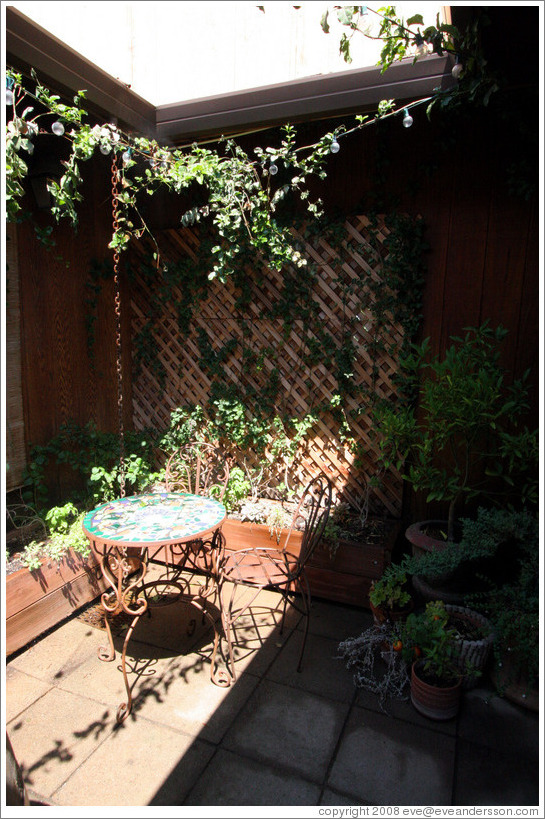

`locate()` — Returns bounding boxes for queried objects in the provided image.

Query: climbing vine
[127,208,427,475]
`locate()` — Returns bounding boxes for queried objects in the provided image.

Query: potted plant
[470,513,539,711]
[400,600,478,720]
[400,506,537,605]
[6,502,107,656]
[372,323,538,550]
[368,562,413,625]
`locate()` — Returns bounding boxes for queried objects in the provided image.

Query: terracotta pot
[369,598,414,628]
[410,661,462,721]
[411,572,466,607]
[407,520,466,605]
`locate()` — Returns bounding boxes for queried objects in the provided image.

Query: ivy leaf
[336,7,354,26]
[320,10,330,33]
[339,32,353,63]
[406,14,424,26]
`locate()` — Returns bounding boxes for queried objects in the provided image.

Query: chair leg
[296,574,312,673]
[280,588,289,635]
[220,583,239,684]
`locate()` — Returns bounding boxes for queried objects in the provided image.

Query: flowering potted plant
[400,600,475,720]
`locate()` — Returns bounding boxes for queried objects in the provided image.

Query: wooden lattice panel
[129,216,405,517]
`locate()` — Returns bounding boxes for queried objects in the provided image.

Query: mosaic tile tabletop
[82,492,226,544]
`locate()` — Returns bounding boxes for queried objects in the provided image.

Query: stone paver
[266,630,357,703]
[5,666,52,722]
[221,592,299,678]
[8,618,101,685]
[328,705,456,805]
[454,739,540,806]
[303,599,372,640]
[320,788,372,806]
[184,747,321,806]
[52,718,214,806]
[7,687,115,800]
[5,594,541,808]
[132,653,260,742]
[221,678,350,783]
[458,687,540,756]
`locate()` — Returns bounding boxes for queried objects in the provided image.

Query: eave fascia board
[5,6,156,136]
[156,55,454,143]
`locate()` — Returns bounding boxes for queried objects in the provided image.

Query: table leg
[95,549,148,721]
[116,613,142,723]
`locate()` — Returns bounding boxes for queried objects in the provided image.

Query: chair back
[284,474,333,572]
[164,442,230,502]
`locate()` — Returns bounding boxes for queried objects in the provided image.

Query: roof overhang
[6,6,156,135]
[156,56,455,143]
[6,5,455,145]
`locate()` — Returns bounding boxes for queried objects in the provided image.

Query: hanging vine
[6,61,437,285]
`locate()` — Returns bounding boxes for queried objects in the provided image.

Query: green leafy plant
[369,563,412,612]
[214,467,252,514]
[372,323,538,541]
[89,454,161,503]
[322,5,498,112]
[24,421,160,509]
[399,506,538,586]
[465,510,539,693]
[6,66,432,283]
[400,600,468,685]
[44,502,79,534]
[20,512,90,571]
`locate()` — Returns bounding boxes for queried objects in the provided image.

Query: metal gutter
[156,56,454,143]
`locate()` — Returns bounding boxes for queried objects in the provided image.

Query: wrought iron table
[82,491,228,722]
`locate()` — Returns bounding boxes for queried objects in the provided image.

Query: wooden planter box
[6,549,107,656]
[306,521,400,608]
[221,518,399,609]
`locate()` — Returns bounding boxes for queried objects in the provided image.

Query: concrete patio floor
[5,576,542,809]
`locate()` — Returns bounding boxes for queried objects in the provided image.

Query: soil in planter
[321,510,397,560]
[415,666,461,689]
[448,613,488,642]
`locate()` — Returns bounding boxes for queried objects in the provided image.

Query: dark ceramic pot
[405,520,451,557]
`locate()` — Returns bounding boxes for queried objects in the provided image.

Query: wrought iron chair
[220,473,333,683]
[164,441,230,501]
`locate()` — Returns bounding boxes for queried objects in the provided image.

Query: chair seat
[223,548,299,587]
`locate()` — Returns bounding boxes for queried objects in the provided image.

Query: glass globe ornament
[402,109,413,128]
[100,143,111,155]
[330,138,340,154]
[6,87,14,106]
[269,161,278,175]
[51,120,65,136]
[452,61,464,80]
